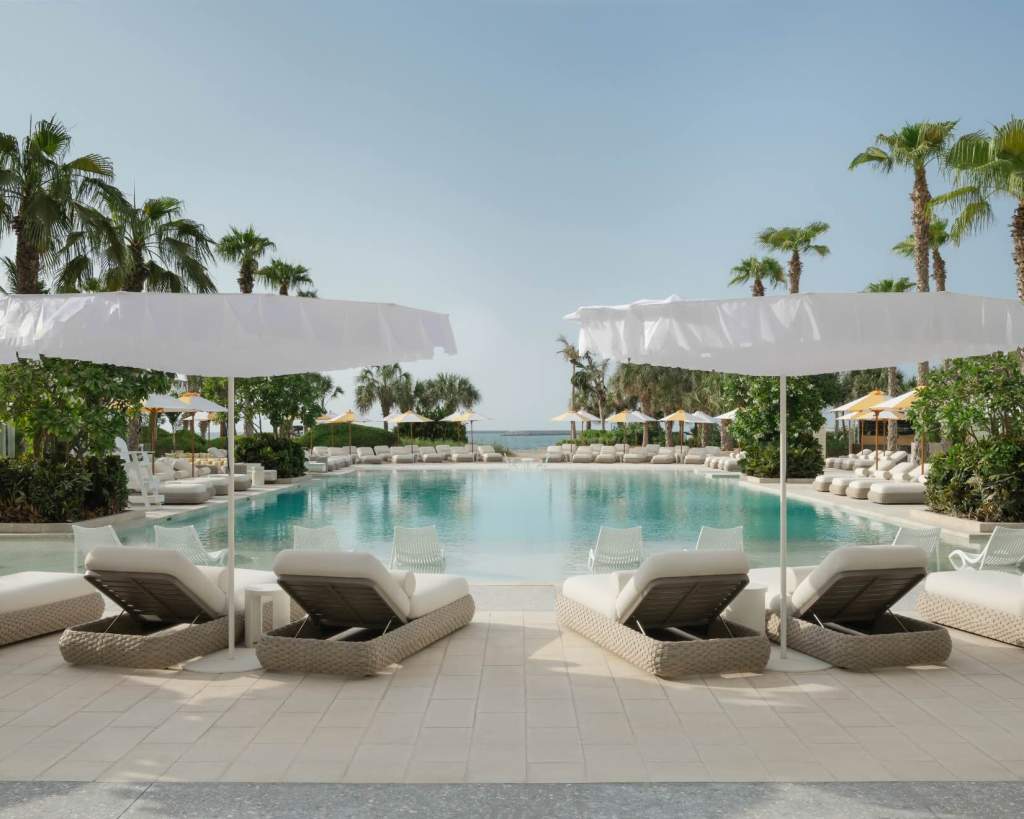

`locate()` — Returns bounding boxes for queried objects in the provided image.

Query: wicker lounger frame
[917,591,1024,647]
[1,592,104,648]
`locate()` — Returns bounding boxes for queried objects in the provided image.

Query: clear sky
[3,0,1020,429]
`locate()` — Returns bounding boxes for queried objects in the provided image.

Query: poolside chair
[293,526,342,551]
[544,445,566,463]
[60,546,279,668]
[571,447,594,464]
[390,446,415,464]
[893,526,941,569]
[557,551,770,677]
[256,551,475,676]
[477,444,505,463]
[622,446,651,464]
[588,526,644,572]
[867,467,928,504]
[451,446,475,463]
[374,445,392,458]
[695,526,744,552]
[651,447,676,465]
[391,525,446,571]
[435,444,453,461]
[1,571,104,648]
[418,446,446,463]
[947,527,1024,573]
[683,447,707,465]
[917,567,1024,646]
[595,446,619,464]
[155,525,227,566]
[73,525,123,573]
[749,545,951,670]
[356,447,383,464]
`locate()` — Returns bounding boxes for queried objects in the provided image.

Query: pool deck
[1,586,1023,787]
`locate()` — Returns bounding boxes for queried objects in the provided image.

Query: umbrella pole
[150,410,157,474]
[191,416,195,478]
[348,422,352,449]
[227,376,236,656]
[779,375,788,658]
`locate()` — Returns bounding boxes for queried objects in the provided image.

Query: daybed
[0,572,104,647]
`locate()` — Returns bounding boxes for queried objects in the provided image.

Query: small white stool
[248,464,266,487]
[722,582,767,636]
[243,582,291,647]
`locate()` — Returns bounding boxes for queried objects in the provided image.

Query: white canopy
[0,292,456,376]
[551,410,601,423]
[687,411,717,424]
[441,411,488,423]
[178,394,227,413]
[142,393,190,412]
[715,409,738,421]
[606,410,656,424]
[567,292,1024,375]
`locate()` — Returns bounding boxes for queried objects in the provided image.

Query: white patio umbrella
[441,410,488,452]
[715,409,738,421]
[0,292,456,669]
[141,393,191,470]
[178,392,228,477]
[687,410,717,446]
[389,410,434,444]
[567,291,1024,662]
[551,409,601,440]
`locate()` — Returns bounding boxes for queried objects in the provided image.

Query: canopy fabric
[551,410,601,423]
[834,389,888,414]
[605,410,655,424]
[318,410,361,425]
[688,411,717,424]
[178,393,227,413]
[0,292,456,376]
[442,411,488,423]
[142,393,190,411]
[715,409,738,421]
[660,409,689,422]
[566,292,1024,375]
[872,389,920,412]
[390,411,433,424]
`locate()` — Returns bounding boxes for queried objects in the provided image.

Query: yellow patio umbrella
[317,409,361,448]
[870,388,922,467]
[660,409,688,447]
[605,409,656,445]
[834,389,888,456]
[389,410,434,445]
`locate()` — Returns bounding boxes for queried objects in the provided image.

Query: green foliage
[242,373,339,437]
[0,358,172,459]
[298,424,396,449]
[826,430,850,457]
[740,432,824,479]
[728,256,784,297]
[234,434,306,479]
[925,439,1024,522]
[0,455,127,523]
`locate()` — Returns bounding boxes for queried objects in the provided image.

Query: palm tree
[850,121,957,383]
[893,219,951,291]
[258,259,314,296]
[933,118,1024,320]
[0,117,115,293]
[757,222,830,293]
[582,355,610,430]
[58,196,216,293]
[556,334,583,436]
[865,277,915,449]
[420,372,480,413]
[216,226,276,293]
[728,256,784,297]
[354,364,413,431]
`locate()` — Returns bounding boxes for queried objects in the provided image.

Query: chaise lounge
[0,572,104,648]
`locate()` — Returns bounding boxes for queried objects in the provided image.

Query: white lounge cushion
[273,550,411,620]
[0,571,96,615]
[923,570,1024,619]
[789,545,927,618]
[868,482,926,504]
[407,574,471,619]
[217,568,278,612]
[85,546,227,616]
[561,572,630,620]
[749,566,815,613]
[616,551,749,622]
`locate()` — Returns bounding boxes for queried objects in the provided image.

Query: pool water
[109,468,897,582]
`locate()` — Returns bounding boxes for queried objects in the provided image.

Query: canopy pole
[779,374,788,658]
[227,376,236,657]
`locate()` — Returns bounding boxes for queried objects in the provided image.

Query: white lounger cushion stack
[923,571,1024,619]
[562,551,750,624]
[0,572,96,614]
[273,551,468,621]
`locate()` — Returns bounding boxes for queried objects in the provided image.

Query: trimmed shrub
[234,434,306,479]
[0,455,127,523]
[740,432,823,479]
[925,439,1024,522]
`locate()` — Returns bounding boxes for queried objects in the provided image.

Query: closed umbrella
[568,291,1024,664]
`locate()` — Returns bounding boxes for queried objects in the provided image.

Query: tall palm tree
[556,334,583,436]
[933,118,1024,321]
[850,121,957,383]
[892,219,951,291]
[582,355,610,430]
[354,364,413,431]
[421,372,480,412]
[0,117,115,293]
[257,259,314,296]
[728,256,784,297]
[757,222,830,293]
[58,196,216,293]
[865,277,915,449]
[216,226,275,293]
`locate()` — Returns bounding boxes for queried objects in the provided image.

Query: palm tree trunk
[932,248,947,292]
[279,283,288,296]
[752,278,764,297]
[1013,200,1024,365]
[886,367,899,450]
[911,166,932,412]
[12,218,45,294]
[788,250,802,294]
[239,260,255,294]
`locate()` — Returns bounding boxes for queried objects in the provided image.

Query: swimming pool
[113,467,896,581]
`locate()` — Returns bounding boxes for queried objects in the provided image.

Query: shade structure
[141,394,191,471]
[389,411,434,444]
[715,409,738,421]
[178,392,228,478]
[687,410,717,446]
[835,389,888,414]
[551,409,601,440]
[0,292,456,665]
[605,409,655,424]
[317,409,362,447]
[567,291,1024,661]
[873,388,920,412]
[660,409,689,446]
[441,410,488,452]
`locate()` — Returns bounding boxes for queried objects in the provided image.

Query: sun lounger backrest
[789,545,928,624]
[84,546,226,624]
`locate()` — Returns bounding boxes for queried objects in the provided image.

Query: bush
[293,424,397,450]
[234,434,306,479]
[924,439,1024,522]
[0,455,127,523]
[740,432,823,479]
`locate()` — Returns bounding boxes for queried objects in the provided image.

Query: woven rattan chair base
[765,611,952,671]
[917,591,1024,647]
[0,592,104,647]
[555,594,770,678]
[256,594,476,677]
[59,614,241,669]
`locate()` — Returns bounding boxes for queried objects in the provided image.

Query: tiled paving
[1,586,1023,785]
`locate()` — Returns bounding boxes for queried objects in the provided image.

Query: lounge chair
[543,445,566,463]
[845,462,917,500]
[557,551,770,677]
[893,526,942,569]
[622,446,651,464]
[917,568,1024,646]
[477,444,504,463]
[435,444,453,461]
[389,445,415,464]
[867,471,927,504]
[828,475,858,496]
[571,447,594,464]
[813,474,835,492]
[595,446,619,464]
[588,526,644,572]
[293,526,342,550]
[374,445,392,459]
[391,525,446,571]
[418,446,446,463]
[256,551,475,676]
[1,572,104,648]
[60,546,279,668]
[451,446,475,463]
[356,447,383,465]
[695,526,744,552]
[155,525,228,565]
[947,526,1024,572]
[683,447,707,465]
[306,460,329,474]
[750,545,952,670]
[651,447,676,464]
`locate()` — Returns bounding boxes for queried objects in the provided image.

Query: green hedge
[0,455,128,523]
[925,439,1024,522]
[234,434,306,479]
[740,432,823,479]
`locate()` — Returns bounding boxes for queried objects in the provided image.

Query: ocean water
[471,430,565,451]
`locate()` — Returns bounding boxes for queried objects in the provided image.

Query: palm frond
[849,146,892,172]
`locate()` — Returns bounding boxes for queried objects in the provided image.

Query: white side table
[243,582,291,647]
[248,464,265,487]
[722,581,767,636]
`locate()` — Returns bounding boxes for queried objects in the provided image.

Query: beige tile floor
[1,593,1023,784]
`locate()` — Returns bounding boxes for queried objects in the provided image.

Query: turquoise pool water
[110,468,897,581]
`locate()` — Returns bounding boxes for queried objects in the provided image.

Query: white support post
[779,374,788,658]
[227,375,236,656]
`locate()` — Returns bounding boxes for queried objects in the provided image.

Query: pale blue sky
[3,1,1020,429]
